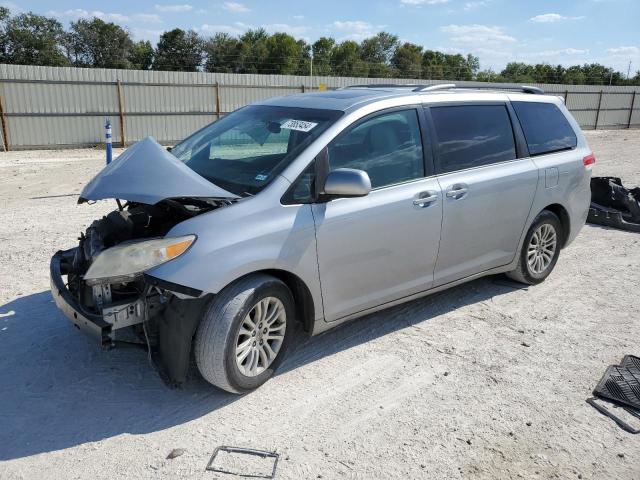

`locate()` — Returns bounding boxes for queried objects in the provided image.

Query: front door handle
[445,184,469,199]
[413,191,438,207]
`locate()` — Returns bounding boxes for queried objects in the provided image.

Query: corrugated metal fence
[0,64,638,150]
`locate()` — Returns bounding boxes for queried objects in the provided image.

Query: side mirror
[323,168,371,199]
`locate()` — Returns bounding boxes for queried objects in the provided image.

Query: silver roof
[257,86,559,113]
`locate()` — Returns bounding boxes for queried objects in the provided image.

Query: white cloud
[525,48,590,57]
[154,4,193,12]
[530,13,584,23]
[292,15,305,20]
[0,1,23,13]
[606,46,640,56]
[400,0,450,4]
[263,23,309,35]
[197,23,246,35]
[330,20,386,41]
[222,2,250,13]
[131,28,165,43]
[440,24,516,44]
[47,9,130,22]
[463,1,490,10]
[133,13,162,23]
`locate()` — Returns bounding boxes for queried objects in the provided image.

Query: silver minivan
[51,85,594,392]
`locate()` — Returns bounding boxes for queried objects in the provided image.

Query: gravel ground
[0,130,639,480]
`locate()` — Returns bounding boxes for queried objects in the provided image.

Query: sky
[5,0,640,74]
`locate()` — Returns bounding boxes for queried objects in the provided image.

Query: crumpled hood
[79,136,238,204]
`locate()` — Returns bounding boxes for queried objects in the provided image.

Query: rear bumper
[50,249,113,347]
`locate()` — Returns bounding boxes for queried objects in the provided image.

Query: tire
[506,210,563,285]
[194,274,294,393]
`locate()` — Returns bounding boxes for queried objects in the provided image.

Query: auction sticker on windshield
[280,119,318,132]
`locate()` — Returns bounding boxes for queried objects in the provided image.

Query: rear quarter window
[511,101,577,156]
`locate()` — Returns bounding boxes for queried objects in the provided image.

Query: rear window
[431,105,517,174]
[511,101,577,156]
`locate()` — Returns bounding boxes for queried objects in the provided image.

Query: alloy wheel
[235,296,287,377]
[527,223,557,274]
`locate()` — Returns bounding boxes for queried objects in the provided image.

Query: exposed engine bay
[54,197,232,383]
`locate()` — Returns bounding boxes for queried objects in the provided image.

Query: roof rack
[412,83,456,92]
[341,83,545,94]
[414,84,545,94]
[341,84,424,90]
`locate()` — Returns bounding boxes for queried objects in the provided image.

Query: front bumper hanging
[50,249,114,347]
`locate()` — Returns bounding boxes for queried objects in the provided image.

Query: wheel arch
[232,268,316,334]
[541,203,571,248]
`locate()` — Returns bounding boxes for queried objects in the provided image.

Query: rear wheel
[194,274,294,393]
[506,210,563,285]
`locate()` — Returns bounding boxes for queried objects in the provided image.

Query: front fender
[147,184,323,322]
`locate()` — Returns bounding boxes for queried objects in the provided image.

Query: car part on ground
[589,355,640,434]
[206,446,279,478]
[588,177,640,232]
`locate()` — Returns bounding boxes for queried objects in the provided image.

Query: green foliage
[153,28,202,71]
[0,7,637,86]
[129,40,154,70]
[392,42,423,78]
[66,18,133,68]
[264,32,302,74]
[312,37,335,76]
[203,33,239,73]
[4,12,68,66]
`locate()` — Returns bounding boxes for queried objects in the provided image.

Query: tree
[422,50,447,79]
[500,62,535,83]
[4,12,68,66]
[153,28,203,71]
[360,32,399,77]
[296,38,311,76]
[331,40,368,77]
[264,32,302,74]
[235,29,268,73]
[129,40,153,70]
[203,33,239,72]
[312,37,335,76]
[66,18,133,68]
[391,42,422,78]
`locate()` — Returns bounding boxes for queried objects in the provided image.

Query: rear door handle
[445,184,469,199]
[413,191,439,207]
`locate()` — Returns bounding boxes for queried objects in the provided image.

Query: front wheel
[506,210,563,285]
[194,274,294,393]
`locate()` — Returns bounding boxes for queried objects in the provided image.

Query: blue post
[105,118,113,165]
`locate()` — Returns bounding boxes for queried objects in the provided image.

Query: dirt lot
[0,130,639,479]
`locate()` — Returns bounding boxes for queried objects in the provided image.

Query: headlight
[84,235,195,285]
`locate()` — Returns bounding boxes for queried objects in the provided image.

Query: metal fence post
[594,90,603,130]
[564,90,568,104]
[0,88,9,151]
[116,80,126,146]
[215,82,221,119]
[628,91,636,129]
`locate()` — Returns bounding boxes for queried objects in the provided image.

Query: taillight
[583,153,596,167]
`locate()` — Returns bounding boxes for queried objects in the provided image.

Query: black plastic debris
[589,355,640,434]
[166,448,186,459]
[206,446,279,478]
[587,177,640,232]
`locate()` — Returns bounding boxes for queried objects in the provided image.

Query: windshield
[170,105,343,196]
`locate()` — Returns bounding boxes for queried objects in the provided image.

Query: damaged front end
[50,197,231,382]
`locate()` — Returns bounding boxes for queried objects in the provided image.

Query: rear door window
[511,101,577,156]
[430,104,517,174]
